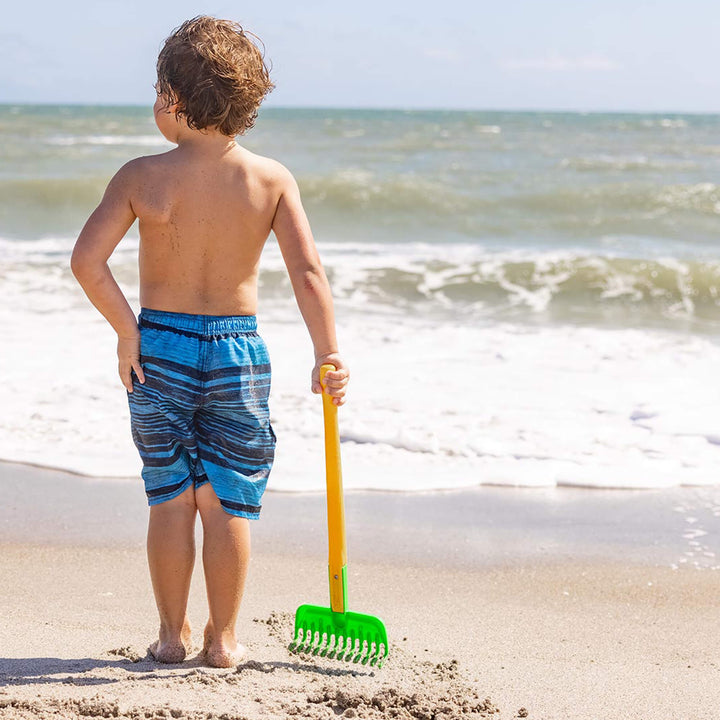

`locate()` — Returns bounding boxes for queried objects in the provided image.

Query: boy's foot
[202,623,247,668]
[148,622,193,664]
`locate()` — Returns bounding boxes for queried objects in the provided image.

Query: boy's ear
[157,91,180,115]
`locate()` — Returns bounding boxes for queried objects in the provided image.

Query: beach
[1,460,719,720]
[3,105,720,718]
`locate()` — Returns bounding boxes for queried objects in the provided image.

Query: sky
[3,0,720,112]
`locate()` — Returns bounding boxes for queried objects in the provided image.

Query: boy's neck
[174,125,238,155]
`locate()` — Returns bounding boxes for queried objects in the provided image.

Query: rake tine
[289,627,303,653]
[356,639,366,664]
[356,639,367,665]
[377,643,388,667]
[353,642,367,664]
[327,632,340,660]
[362,637,372,664]
[349,638,361,663]
[326,632,336,657]
[303,632,314,654]
[370,642,379,666]
[295,630,305,652]
[345,637,354,663]
[370,634,382,662]
[375,638,385,662]
[326,633,337,659]
[313,631,327,656]
[319,631,330,656]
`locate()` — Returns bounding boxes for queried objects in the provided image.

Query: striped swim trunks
[127,308,275,519]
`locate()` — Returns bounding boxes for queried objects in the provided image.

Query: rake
[289,364,389,667]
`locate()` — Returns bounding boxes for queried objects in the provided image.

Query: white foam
[641,118,688,129]
[2,239,720,491]
[45,135,171,147]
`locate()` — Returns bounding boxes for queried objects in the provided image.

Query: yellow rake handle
[320,364,347,613]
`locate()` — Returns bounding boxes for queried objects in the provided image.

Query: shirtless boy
[71,16,349,668]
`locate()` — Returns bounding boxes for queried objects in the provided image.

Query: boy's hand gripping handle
[320,364,348,614]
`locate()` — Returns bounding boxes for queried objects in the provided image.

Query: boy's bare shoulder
[107,149,298,210]
[108,152,175,189]
[121,151,176,176]
[238,148,296,190]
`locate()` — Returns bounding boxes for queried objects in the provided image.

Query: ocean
[2,104,720,501]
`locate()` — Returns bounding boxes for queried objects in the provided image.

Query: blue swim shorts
[127,308,276,519]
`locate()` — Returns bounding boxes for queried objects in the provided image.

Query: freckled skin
[132,140,279,316]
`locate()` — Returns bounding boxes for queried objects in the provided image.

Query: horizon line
[1,101,720,116]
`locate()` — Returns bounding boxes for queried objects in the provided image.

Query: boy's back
[129,144,282,315]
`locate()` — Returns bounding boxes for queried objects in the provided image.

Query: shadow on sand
[0,653,373,687]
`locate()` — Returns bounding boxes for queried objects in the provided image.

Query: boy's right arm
[271,165,349,405]
[71,160,146,393]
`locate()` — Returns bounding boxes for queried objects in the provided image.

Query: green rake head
[289,604,389,667]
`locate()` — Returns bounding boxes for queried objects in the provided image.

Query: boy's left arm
[71,161,146,393]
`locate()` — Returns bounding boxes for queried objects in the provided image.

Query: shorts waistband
[138,308,257,337]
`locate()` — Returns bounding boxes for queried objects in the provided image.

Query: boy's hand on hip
[118,334,146,393]
[312,353,349,406]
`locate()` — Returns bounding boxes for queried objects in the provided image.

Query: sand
[1,461,719,719]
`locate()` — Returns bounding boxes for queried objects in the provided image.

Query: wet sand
[1,461,719,719]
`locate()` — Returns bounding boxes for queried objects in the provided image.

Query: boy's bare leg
[196,482,250,667]
[146,485,197,662]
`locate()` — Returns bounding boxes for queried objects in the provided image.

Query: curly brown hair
[156,16,273,136]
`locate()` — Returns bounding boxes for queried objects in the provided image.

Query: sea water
[2,104,720,492]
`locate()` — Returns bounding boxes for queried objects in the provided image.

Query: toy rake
[289,365,388,667]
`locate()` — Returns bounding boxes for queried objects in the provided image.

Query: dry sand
[1,462,719,719]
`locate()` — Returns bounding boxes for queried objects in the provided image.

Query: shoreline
[4,452,720,491]
[2,460,718,571]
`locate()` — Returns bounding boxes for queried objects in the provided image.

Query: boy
[71,16,349,668]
